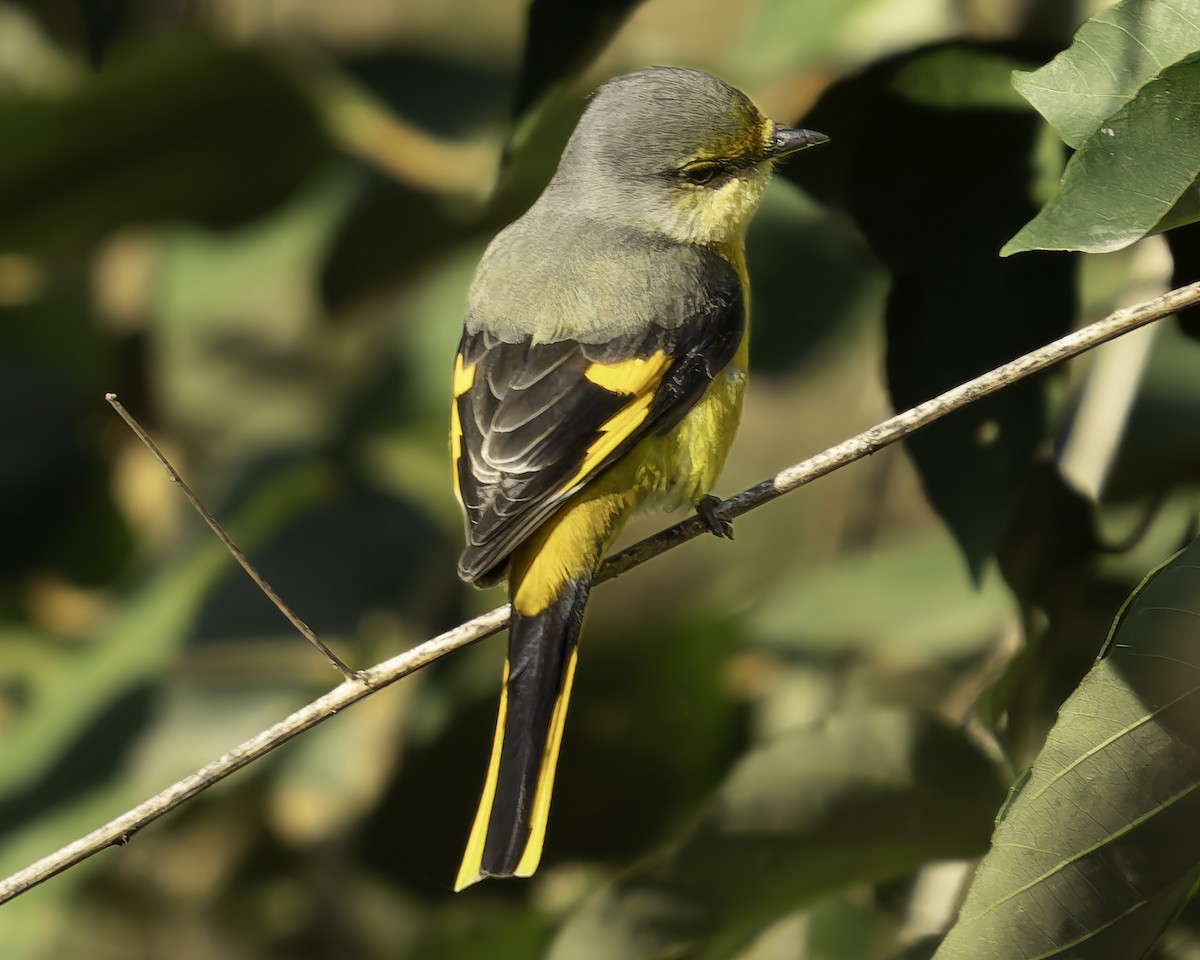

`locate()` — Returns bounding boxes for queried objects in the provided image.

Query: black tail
[454,576,590,890]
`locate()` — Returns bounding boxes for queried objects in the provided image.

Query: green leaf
[934,536,1200,959]
[1012,0,1200,149]
[511,0,645,121]
[500,0,644,166]
[413,907,554,960]
[0,37,330,254]
[891,47,1031,111]
[0,461,333,838]
[746,179,887,375]
[1007,0,1200,254]
[549,710,1008,960]
[748,529,1014,661]
[1166,215,1200,341]
[319,173,496,314]
[1004,53,1200,255]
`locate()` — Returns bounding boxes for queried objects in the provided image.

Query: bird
[449,66,827,891]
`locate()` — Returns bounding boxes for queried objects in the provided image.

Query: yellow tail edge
[453,648,579,891]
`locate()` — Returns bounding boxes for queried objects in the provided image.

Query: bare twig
[104,395,361,682]
[597,279,1200,580]
[3,280,1197,905]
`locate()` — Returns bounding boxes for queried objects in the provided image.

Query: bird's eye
[676,161,724,186]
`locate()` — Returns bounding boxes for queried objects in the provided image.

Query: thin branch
[595,280,1200,580]
[104,395,361,682]
[3,279,1197,905]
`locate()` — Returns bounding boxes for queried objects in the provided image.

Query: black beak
[766,125,829,159]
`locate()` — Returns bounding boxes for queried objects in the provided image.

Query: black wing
[451,267,743,586]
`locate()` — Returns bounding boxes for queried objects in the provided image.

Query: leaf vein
[1100,20,1163,70]
[1027,682,1200,806]
[1136,604,1200,623]
[964,778,1200,923]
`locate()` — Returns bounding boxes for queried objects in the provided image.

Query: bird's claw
[697,495,734,539]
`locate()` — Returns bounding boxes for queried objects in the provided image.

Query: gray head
[544,67,826,246]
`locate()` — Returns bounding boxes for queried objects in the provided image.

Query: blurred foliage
[0,38,330,254]
[1,1,1199,959]
[549,710,1008,960]
[785,40,1076,576]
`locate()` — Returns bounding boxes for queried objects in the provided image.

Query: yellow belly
[596,326,748,517]
[642,243,750,510]
[607,243,750,516]
[653,355,746,508]
[530,243,751,567]
[511,332,748,605]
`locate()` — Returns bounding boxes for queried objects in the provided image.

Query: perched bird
[450,66,826,890]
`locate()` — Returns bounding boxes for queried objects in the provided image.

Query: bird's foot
[697,495,734,539]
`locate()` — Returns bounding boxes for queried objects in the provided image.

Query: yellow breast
[582,236,749,518]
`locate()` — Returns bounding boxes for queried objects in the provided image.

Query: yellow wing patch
[583,351,671,395]
[450,399,464,502]
[559,351,672,493]
[564,389,656,492]
[453,353,477,397]
[450,353,477,504]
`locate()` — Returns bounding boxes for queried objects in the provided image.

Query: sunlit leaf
[1012,0,1200,149]
[935,536,1200,959]
[1004,53,1200,255]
